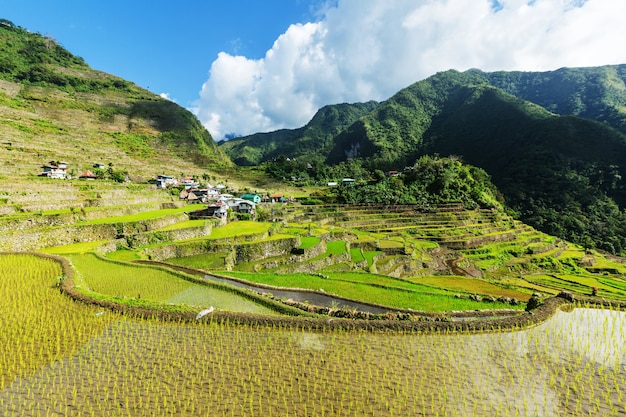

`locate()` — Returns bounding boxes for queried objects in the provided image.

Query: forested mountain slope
[325,70,626,253]
[476,65,626,135]
[218,101,379,165]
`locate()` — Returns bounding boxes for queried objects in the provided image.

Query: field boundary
[18,251,625,333]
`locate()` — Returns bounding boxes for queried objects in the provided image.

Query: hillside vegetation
[231,67,626,254]
[219,101,379,165]
[477,66,626,135]
[0,20,231,182]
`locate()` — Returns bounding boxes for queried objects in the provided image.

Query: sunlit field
[67,253,278,315]
[2,253,625,416]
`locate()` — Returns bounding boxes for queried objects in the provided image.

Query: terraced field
[4,193,626,416]
[5,195,619,315]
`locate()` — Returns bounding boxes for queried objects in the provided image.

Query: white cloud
[195,0,626,140]
[159,92,175,102]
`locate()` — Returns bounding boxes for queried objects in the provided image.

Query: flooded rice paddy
[204,273,392,314]
[1,308,624,416]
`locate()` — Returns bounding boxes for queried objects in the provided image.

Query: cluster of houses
[39,161,110,180]
[156,175,292,222]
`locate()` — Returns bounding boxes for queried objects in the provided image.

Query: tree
[0,19,16,29]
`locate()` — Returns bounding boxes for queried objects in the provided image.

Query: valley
[1,20,625,416]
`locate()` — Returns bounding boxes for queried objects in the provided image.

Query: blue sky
[3,1,626,140]
[2,0,321,106]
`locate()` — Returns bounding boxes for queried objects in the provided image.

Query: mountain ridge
[218,100,379,165]
[224,65,626,253]
[0,20,231,182]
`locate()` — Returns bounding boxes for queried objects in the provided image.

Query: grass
[201,221,272,240]
[65,253,277,312]
[157,219,212,231]
[415,276,531,300]
[326,240,347,255]
[308,240,348,262]
[106,250,143,261]
[297,236,321,249]
[350,247,365,262]
[216,270,524,312]
[412,239,439,249]
[326,272,454,295]
[166,253,229,270]
[79,206,195,225]
[363,251,382,266]
[40,240,108,254]
[377,239,404,249]
[68,253,194,301]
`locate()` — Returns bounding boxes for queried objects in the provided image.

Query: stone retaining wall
[143,236,299,263]
[0,203,166,233]
[0,213,189,251]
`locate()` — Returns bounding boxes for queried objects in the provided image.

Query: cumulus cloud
[195,0,626,140]
[159,92,175,102]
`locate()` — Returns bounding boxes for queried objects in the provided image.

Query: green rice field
[2,253,624,416]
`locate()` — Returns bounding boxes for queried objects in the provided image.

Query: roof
[79,170,97,178]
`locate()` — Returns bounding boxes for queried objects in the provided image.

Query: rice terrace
[1,181,625,416]
[1,19,626,416]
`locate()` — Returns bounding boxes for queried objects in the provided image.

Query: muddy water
[0,308,624,416]
[204,273,392,314]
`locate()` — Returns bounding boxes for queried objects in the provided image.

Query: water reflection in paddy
[204,273,392,313]
[1,308,624,416]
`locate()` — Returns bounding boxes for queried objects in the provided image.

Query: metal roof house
[241,193,261,204]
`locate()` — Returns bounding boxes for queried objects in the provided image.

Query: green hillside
[327,72,626,253]
[218,101,378,165]
[476,65,626,134]
[254,68,626,254]
[0,20,231,180]
[326,70,488,169]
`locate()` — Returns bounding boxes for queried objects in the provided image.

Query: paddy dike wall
[260,240,328,270]
[0,203,168,233]
[0,213,189,252]
[121,223,214,249]
[143,235,299,264]
[23,252,625,333]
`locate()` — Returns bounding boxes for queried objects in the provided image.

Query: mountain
[240,66,626,253]
[327,68,626,252]
[218,101,379,165]
[0,19,231,183]
[475,65,626,135]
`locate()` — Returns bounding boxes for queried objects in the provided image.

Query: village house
[181,187,221,203]
[155,174,177,189]
[79,169,97,180]
[217,194,234,202]
[270,193,286,203]
[227,198,256,215]
[188,201,229,224]
[39,161,68,179]
[180,177,199,190]
[241,193,261,204]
